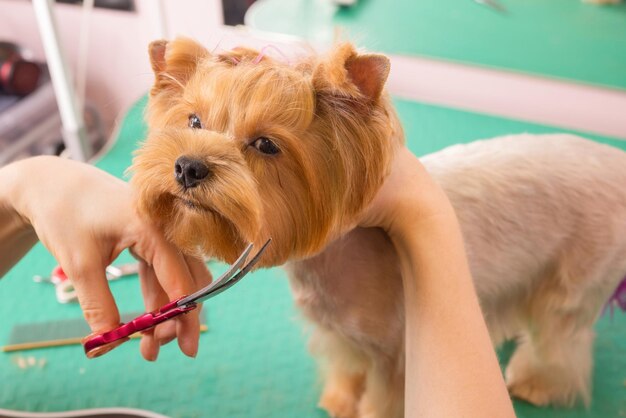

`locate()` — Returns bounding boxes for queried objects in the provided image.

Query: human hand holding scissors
[83,240,271,358]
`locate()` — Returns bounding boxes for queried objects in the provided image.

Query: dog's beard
[131,142,263,263]
[168,196,250,261]
[137,184,262,262]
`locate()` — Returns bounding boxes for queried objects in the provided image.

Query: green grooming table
[1,96,625,418]
[247,0,626,90]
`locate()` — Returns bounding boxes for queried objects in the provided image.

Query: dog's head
[131,38,402,266]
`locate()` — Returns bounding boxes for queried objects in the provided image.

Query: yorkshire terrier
[131,38,626,417]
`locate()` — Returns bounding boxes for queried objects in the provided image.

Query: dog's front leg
[313,329,368,418]
[357,362,404,418]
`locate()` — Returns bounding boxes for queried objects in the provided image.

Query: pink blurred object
[33,263,138,304]
[604,276,626,318]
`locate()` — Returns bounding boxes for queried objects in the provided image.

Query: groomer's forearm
[394,206,515,418]
[0,162,38,278]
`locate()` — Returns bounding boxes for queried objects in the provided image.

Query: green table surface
[1,96,625,417]
[246,0,626,90]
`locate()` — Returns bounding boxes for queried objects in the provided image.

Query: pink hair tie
[253,45,291,65]
[603,276,626,318]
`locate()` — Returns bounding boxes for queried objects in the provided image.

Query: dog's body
[132,38,626,417]
[290,134,626,417]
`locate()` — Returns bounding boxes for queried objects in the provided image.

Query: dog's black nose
[174,156,210,189]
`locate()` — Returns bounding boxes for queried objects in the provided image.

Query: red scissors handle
[83,297,197,358]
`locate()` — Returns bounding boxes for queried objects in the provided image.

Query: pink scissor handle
[83,297,197,358]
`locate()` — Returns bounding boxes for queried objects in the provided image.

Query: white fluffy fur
[288,134,626,416]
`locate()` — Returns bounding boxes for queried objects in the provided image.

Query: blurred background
[0,0,245,164]
[0,0,626,164]
[0,0,624,165]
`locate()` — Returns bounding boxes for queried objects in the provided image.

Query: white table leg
[32,0,92,161]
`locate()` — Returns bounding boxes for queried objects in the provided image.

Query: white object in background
[387,54,626,140]
[76,0,95,114]
[151,0,170,40]
[32,0,92,161]
[333,0,357,5]
[0,407,170,418]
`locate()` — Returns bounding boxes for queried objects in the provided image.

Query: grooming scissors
[83,239,271,358]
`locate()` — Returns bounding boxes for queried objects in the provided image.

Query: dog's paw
[356,396,378,418]
[507,375,556,406]
[319,388,359,418]
[505,338,591,407]
[506,367,584,407]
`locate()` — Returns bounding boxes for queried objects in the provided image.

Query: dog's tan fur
[133,39,401,266]
[131,38,626,416]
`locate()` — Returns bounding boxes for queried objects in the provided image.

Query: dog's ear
[148,37,210,94]
[313,43,390,103]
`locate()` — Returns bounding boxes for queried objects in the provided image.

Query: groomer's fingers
[145,256,211,353]
[137,259,164,361]
[62,252,121,334]
[186,255,213,288]
[148,238,200,358]
[154,320,177,347]
[137,259,182,359]
[174,256,213,355]
[140,330,158,361]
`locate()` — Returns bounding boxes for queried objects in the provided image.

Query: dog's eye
[188,114,203,129]
[252,137,280,155]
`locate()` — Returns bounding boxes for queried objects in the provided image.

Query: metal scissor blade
[177,243,254,306]
[193,238,271,304]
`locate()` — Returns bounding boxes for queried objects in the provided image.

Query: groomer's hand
[4,156,211,360]
[356,147,515,418]
[358,146,455,238]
